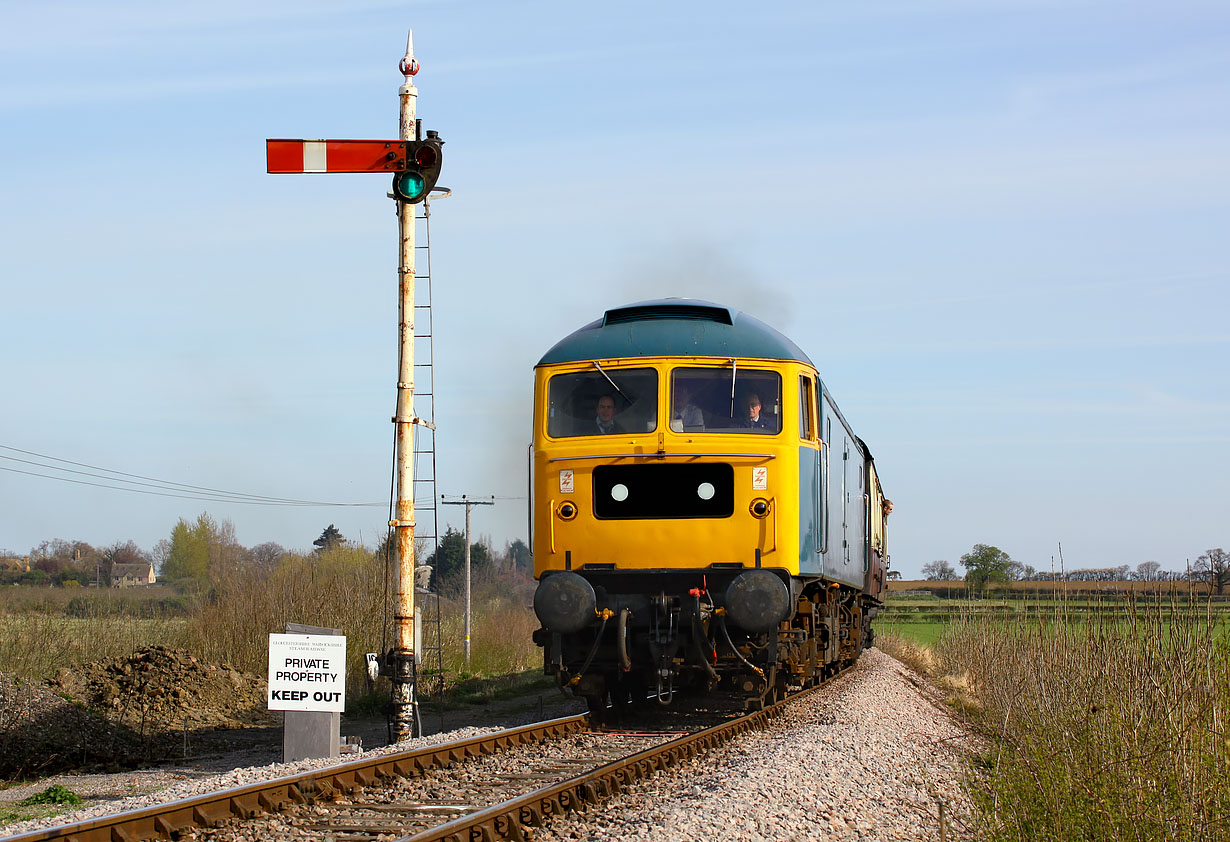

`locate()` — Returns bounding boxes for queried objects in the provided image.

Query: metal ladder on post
[410,200,446,722]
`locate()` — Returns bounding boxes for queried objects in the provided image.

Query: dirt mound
[48,645,277,733]
[0,671,146,780]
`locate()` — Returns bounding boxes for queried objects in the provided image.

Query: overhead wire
[0,444,384,508]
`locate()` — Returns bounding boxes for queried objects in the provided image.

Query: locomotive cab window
[799,375,816,440]
[546,368,658,437]
[670,368,782,434]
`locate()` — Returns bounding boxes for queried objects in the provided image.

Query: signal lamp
[390,135,444,204]
[414,145,438,167]
[392,171,427,202]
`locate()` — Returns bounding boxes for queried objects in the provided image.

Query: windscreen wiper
[728,358,737,420]
[591,360,631,404]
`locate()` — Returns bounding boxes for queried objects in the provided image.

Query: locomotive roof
[536,299,817,367]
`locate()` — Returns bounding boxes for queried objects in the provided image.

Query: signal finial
[399,29,420,77]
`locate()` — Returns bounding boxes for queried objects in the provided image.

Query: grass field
[0,616,188,679]
[874,620,948,647]
[876,595,1230,842]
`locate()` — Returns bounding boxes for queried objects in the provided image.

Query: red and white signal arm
[266,139,408,174]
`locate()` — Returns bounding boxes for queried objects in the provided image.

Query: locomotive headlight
[557,501,577,520]
[533,571,597,633]
[749,498,771,518]
[725,570,791,634]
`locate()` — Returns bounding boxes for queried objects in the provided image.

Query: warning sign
[752,466,768,490]
[268,633,347,712]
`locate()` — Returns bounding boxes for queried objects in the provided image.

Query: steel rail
[393,680,830,842]
[3,714,588,842]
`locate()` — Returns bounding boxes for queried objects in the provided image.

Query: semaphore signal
[263,29,439,741]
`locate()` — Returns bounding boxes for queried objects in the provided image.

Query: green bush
[19,785,82,806]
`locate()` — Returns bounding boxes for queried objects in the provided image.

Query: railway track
[6,681,834,842]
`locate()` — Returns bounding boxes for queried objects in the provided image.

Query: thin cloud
[0,0,414,53]
[846,333,1230,355]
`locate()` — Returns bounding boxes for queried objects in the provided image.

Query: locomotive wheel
[586,690,612,724]
[587,673,644,724]
[607,674,642,720]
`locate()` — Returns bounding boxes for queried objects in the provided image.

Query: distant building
[1,556,31,573]
[111,562,156,587]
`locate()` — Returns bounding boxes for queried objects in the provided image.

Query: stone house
[1,556,31,573]
[111,562,156,587]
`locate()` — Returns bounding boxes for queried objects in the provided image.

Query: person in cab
[738,393,770,431]
[593,394,624,435]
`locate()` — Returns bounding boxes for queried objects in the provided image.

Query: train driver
[738,393,769,430]
[594,395,624,435]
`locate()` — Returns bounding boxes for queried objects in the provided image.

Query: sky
[1,1,1228,578]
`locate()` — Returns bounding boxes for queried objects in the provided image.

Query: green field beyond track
[877,593,1230,649]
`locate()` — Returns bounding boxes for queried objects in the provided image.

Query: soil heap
[2,646,277,781]
[48,645,276,733]
[0,671,145,781]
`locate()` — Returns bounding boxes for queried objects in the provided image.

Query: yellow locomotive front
[529,300,886,714]
[532,356,807,575]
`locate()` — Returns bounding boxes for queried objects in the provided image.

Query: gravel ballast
[531,648,977,841]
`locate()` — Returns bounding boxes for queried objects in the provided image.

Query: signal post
[391,33,425,743]
[265,30,444,740]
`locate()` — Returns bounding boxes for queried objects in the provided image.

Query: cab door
[797,374,822,574]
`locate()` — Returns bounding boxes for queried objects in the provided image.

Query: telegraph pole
[441,495,494,666]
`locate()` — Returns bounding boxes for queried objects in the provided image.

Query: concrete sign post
[270,625,346,761]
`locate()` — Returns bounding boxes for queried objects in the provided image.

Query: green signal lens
[393,171,427,201]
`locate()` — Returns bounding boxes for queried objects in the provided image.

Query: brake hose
[567,613,611,687]
[717,614,766,681]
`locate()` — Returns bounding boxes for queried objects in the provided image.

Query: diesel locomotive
[529,299,890,713]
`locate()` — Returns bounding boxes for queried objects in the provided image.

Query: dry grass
[938,600,1230,841]
[2,549,544,710]
[186,546,393,688]
[874,631,937,677]
[0,615,188,679]
[431,581,543,682]
[187,549,542,699]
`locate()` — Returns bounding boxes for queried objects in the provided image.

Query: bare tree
[102,540,146,565]
[1135,561,1161,581]
[921,560,956,581]
[150,539,172,575]
[1192,548,1230,595]
[250,541,286,574]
